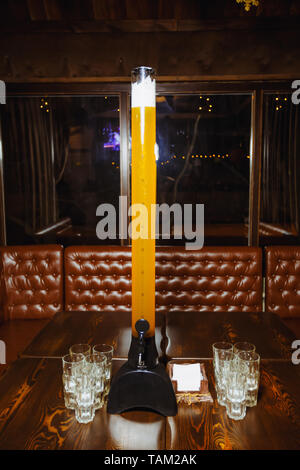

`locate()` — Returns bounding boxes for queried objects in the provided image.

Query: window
[1,81,299,247]
[1,95,121,245]
[156,94,251,244]
[260,92,300,244]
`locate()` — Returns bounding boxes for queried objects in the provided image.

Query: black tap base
[127,334,158,369]
[107,361,178,416]
[107,334,177,416]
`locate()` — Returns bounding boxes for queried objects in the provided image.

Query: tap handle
[135,319,149,340]
[135,319,149,358]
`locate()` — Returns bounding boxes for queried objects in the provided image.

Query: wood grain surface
[0,357,299,450]
[166,360,300,450]
[0,318,49,376]
[1,311,299,450]
[21,310,296,362]
[0,358,165,450]
[165,311,296,360]
[22,311,165,359]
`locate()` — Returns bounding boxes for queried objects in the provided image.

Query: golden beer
[131,103,156,337]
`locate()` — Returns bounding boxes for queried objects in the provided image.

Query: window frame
[0,79,295,247]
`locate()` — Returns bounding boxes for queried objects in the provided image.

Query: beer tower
[107,67,177,416]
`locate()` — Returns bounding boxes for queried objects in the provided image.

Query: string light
[198,96,213,113]
[274,96,289,111]
[40,97,50,113]
[156,153,251,167]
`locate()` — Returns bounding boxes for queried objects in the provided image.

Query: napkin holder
[107,319,177,416]
[167,361,213,405]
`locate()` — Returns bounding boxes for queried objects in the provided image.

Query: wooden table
[0,358,165,450]
[165,311,296,360]
[21,311,165,359]
[166,360,300,450]
[0,310,299,450]
[21,310,295,361]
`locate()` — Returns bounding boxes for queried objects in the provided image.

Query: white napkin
[172,363,203,392]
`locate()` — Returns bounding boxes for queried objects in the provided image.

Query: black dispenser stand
[107,319,177,416]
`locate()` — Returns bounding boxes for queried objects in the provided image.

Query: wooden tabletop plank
[166,360,300,450]
[165,311,296,360]
[0,358,166,450]
[0,356,299,450]
[21,311,165,359]
[21,310,296,362]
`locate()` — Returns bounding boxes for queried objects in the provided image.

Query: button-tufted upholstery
[265,246,300,318]
[0,245,64,320]
[65,246,262,313]
[65,246,132,312]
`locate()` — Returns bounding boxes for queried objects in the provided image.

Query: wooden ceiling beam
[0,17,299,34]
[43,0,62,21]
[26,0,47,21]
[92,0,126,21]
[5,0,31,21]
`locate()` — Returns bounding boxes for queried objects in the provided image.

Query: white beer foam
[131,75,156,108]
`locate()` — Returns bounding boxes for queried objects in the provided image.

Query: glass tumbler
[238,351,260,407]
[85,353,106,410]
[233,342,256,364]
[226,367,247,420]
[212,343,234,406]
[75,372,95,424]
[69,344,91,358]
[92,344,114,399]
[62,353,85,410]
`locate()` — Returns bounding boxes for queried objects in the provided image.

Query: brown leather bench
[0,245,64,373]
[64,246,262,313]
[0,244,265,371]
[265,246,300,338]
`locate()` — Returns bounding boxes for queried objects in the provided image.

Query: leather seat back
[65,246,132,312]
[0,245,64,320]
[265,246,300,318]
[65,246,262,313]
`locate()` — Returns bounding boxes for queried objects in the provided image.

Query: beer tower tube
[131,66,156,338]
[107,67,177,416]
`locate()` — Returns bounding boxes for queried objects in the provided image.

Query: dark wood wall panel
[1,0,300,22]
[0,27,299,82]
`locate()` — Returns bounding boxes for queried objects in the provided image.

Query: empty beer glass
[85,353,106,410]
[212,342,234,406]
[238,351,260,407]
[93,344,114,399]
[75,373,95,424]
[74,353,95,423]
[226,366,247,420]
[69,344,91,358]
[62,353,85,410]
[233,342,255,357]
